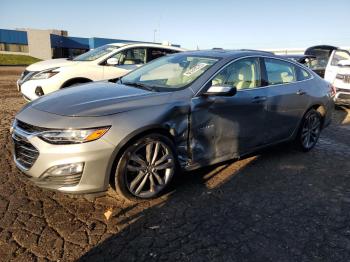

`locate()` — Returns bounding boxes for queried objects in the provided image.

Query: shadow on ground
[78,130,350,262]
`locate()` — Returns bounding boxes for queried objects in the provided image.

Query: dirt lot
[1,66,350,261]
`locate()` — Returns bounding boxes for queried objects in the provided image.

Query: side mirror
[203,85,237,96]
[106,58,119,66]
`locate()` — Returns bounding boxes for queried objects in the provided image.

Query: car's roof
[282,54,316,59]
[107,42,185,51]
[179,49,277,59]
[108,43,128,47]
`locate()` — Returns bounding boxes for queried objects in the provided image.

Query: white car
[17,43,185,101]
[324,49,350,105]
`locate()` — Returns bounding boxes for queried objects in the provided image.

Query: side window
[147,48,178,62]
[111,48,146,65]
[265,58,297,85]
[331,50,350,66]
[296,67,312,81]
[211,57,261,90]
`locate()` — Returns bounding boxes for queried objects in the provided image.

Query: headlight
[336,74,346,80]
[31,68,60,80]
[38,126,110,144]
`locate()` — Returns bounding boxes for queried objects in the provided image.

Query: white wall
[26,29,53,60]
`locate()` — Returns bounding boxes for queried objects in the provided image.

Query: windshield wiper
[122,81,159,92]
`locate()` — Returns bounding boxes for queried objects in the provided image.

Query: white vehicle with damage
[324,49,350,106]
[17,43,184,101]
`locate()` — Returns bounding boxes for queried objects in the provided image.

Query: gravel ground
[0,66,350,262]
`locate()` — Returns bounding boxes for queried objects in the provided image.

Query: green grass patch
[0,53,42,65]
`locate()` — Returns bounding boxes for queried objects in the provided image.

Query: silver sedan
[11,50,334,200]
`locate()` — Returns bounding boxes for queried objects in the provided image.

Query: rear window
[297,67,312,81]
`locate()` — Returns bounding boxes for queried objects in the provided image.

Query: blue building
[0,28,179,59]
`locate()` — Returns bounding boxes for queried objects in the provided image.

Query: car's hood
[30,82,173,117]
[335,65,350,74]
[26,58,79,71]
[338,59,350,67]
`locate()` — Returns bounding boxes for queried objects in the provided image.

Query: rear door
[263,58,311,143]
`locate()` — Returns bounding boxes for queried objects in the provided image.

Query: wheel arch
[60,77,93,88]
[309,104,327,127]
[107,125,176,188]
[291,103,327,141]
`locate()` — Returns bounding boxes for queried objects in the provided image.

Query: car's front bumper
[332,80,350,105]
[19,78,63,101]
[11,125,116,194]
[334,92,350,105]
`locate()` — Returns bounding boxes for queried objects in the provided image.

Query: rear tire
[113,134,178,201]
[296,109,322,152]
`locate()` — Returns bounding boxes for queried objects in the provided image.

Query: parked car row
[283,45,350,106]
[12,46,334,200]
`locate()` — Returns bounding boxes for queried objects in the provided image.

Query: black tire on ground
[296,109,322,152]
[113,133,178,201]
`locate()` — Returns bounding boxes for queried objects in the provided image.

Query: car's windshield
[121,54,219,91]
[73,45,119,61]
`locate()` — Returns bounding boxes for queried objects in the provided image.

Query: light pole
[153,29,157,43]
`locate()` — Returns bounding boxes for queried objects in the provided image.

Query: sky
[1,0,350,50]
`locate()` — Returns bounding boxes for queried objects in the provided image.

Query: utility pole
[153,29,157,42]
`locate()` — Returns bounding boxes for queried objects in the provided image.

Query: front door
[190,57,269,164]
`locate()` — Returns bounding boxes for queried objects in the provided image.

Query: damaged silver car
[11,50,334,200]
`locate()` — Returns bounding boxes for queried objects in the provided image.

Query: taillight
[329,84,336,97]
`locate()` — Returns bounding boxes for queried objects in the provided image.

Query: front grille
[21,70,30,80]
[338,93,350,99]
[16,120,48,133]
[19,70,38,84]
[337,88,350,93]
[12,132,39,169]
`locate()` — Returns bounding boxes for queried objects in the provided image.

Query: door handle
[296,89,307,95]
[252,96,267,103]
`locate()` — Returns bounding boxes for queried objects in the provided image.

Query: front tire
[113,134,177,201]
[296,109,322,152]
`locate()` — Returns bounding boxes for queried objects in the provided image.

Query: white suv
[17,43,184,101]
[324,49,350,106]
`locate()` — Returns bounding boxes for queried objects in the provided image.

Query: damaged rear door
[189,57,269,165]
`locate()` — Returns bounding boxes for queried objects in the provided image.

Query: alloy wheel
[124,140,175,198]
[301,112,321,150]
